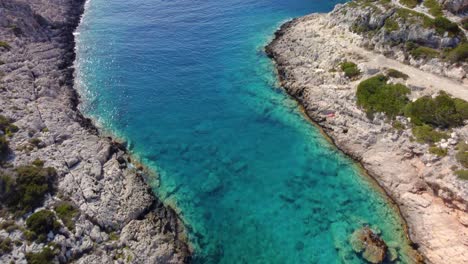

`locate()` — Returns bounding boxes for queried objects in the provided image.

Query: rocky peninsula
[0,0,191,263]
[267,0,468,263]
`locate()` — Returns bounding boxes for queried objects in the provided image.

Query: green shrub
[32,159,44,167]
[404,92,467,128]
[384,18,399,31]
[55,201,79,231]
[429,146,447,157]
[29,138,42,148]
[456,142,468,168]
[462,18,468,30]
[386,69,409,79]
[26,210,61,242]
[455,170,468,180]
[453,98,468,119]
[392,120,406,130]
[411,125,449,143]
[1,165,56,215]
[445,43,468,63]
[410,46,439,59]
[424,0,443,17]
[432,16,460,36]
[25,247,56,264]
[0,237,12,254]
[399,0,420,8]
[0,115,18,137]
[0,41,10,50]
[340,61,361,79]
[356,75,410,119]
[0,136,8,159]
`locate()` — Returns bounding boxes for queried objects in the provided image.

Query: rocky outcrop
[0,0,191,263]
[350,227,388,264]
[443,0,468,13]
[325,1,467,81]
[266,3,468,263]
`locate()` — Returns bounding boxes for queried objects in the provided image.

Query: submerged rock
[350,226,388,264]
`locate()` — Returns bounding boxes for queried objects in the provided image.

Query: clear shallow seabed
[76,0,415,263]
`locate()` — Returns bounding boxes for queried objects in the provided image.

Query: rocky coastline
[0,0,191,263]
[266,1,468,263]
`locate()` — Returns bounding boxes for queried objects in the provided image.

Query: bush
[26,210,60,242]
[424,0,443,17]
[29,138,42,148]
[412,125,449,144]
[445,42,468,63]
[410,46,439,59]
[432,16,460,36]
[0,115,18,138]
[1,165,56,215]
[462,18,468,30]
[386,69,409,80]
[25,247,56,264]
[0,136,8,159]
[384,18,399,31]
[0,237,12,254]
[400,0,420,8]
[456,142,468,168]
[392,120,406,130]
[55,201,79,231]
[429,146,447,157]
[455,170,468,180]
[404,92,467,128]
[454,98,468,120]
[340,61,361,79]
[32,159,44,167]
[356,75,410,119]
[0,41,10,50]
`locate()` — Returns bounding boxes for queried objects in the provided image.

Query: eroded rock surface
[0,0,191,263]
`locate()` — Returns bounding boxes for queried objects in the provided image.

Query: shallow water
[76,0,414,263]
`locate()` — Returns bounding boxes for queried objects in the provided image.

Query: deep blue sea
[75,0,415,263]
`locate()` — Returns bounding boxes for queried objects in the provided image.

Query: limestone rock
[350,227,388,264]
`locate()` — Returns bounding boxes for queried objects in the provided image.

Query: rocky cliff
[0,0,191,263]
[267,1,468,263]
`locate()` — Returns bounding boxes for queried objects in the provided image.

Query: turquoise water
[76,0,415,263]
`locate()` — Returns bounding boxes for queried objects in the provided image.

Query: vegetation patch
[411,125,449,144]
[386,69,409,80]
[392,120,406,130]
[0,41,11,50]
[429,146,447,157]
[340,61,361,79]
[423,0,443,17]
[462,18,468,30]
[32,159,45,167]
[55,201,79,231]
[26,246,57,264]
[404,92,468,128]
[0,115,19,135]
[0,136,8,160]
[432,16,460,36]
[0,237,12,255]
[384,18,399,31]
[356,75,410,119]
[444,42,468,63]
[456,142,468,168]
[409,46,439,59]
[29,138,43,148]
[26,210,61,243]
[455,170,468,180]
[0,165,57,215]
[399,0,420,8]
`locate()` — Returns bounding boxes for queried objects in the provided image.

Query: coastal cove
[75,0,418,263]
